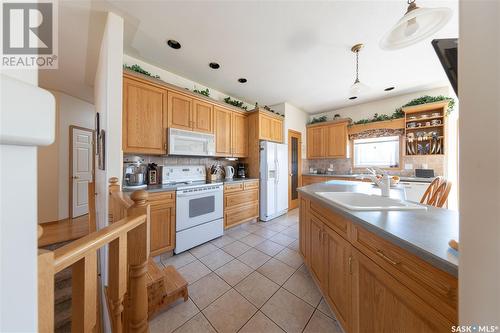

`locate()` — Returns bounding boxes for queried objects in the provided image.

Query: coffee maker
[123,156,147,189]
[237,163,247,178]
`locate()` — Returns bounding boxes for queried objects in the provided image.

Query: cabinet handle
[376,250,399,266]
[348,256,352,274]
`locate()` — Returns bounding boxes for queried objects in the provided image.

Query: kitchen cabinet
[148,192,176,256]
[309,213,325,287]
[231,112,248,157]
[192,99,213,133]
[122,76,167,154]
[167,91,192,131]
[351,248,452,333]
[167,91,214,134]
[306,120,349,159]
[248,108,284,143]
[302,175,327,186]
[299,195,457,333]
[215,107,232,156]
[214,106,248,157]
[224,180,259,229]
[324,225,351,332]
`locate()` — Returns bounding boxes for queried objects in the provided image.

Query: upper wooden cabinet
[167,92,214,133]
[192,99,213,133]
[123,77,167,155]
[307,120,349,159]
[167,91,192,131]
[214,106,248,158]
[232,112,248,157]
[215,107,232,156]
[248,108,284,143]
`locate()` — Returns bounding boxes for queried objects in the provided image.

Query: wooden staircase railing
[38,178,150,333]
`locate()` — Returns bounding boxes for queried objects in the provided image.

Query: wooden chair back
[420,177,443,205]
[420,177,452,208]
[429,180,452,208]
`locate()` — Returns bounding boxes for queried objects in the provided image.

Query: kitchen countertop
[123,178,259,193]
[303,173,435,183]
[298,180,458,276]
[222,178,259,184]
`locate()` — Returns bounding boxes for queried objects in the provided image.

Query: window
[353,136,400,168]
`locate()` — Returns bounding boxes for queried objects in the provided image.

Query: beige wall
[271,102,309,159]
[459,0,500,326]
[37,91,95,223]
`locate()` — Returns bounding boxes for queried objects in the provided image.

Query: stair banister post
[126,190,150,332]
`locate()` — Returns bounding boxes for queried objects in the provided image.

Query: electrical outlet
[405,163,413,170]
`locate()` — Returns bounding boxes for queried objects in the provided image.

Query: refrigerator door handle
[275,159,279,184]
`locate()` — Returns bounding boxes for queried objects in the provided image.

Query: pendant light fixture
[380,0,452,50]
[349,43,368,97]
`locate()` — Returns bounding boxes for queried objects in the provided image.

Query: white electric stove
[162,166,223,253]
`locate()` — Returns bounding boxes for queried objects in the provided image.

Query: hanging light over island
[380,0,452,50]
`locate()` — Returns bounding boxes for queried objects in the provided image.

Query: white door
[72,128,93,217]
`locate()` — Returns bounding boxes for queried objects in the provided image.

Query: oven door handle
[177,189,223,197]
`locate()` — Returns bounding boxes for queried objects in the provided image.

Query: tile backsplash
[126,154,239,170]
[303,155,444,176]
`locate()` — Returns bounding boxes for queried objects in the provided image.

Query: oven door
[176,187,223,231]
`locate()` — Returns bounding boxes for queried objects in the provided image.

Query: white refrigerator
[260,141,288,221]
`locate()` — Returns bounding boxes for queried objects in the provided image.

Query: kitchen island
[298,180,458,333]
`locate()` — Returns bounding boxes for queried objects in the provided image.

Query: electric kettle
[224,166,235,180]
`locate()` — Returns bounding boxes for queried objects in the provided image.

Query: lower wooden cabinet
[351,248,452,333]
[148,192,176,256]
[299,194,457,333]
[224,180,259,229]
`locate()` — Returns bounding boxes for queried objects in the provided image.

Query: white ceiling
[107,0,458,113]
[43,1,458,112]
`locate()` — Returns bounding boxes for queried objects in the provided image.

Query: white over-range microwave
[168,128,215,156]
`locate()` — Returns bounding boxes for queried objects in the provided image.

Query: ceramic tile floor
[151,209,345,333]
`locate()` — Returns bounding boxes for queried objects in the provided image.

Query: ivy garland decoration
[193,88,210,97]
[123,64,160,79]
[352,95,455,125]
[224,97,248,110]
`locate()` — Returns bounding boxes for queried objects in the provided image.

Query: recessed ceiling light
[166,39,181,49]
[209,62,220,69]
[349,96,358,100]
[238,78,247,83]
[384,86,395,91]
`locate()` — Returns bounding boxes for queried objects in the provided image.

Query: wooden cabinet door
[232,112,248,157]
[309,214,325,287]
[193,99,213,133]
[214,107,232,156]
[123,78,166,154]
[167,91,192,131]
[302,176,327,186]
[307,127,325,159]
[351,248,453,333]
[271,118,283,142]
[260,115,273,140]
[299,197,308,261]
[150,204,175,255]
[324,226,351,332]
[325,123,347,158]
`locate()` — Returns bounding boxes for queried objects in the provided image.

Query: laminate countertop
[303,173,435,183]
[298,180,459,276]
[123,178,259,193]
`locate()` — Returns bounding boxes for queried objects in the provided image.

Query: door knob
[72,176,79,179]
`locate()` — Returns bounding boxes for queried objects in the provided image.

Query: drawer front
[148,191,175,206]
[351,224,457,322]
[310,201,349,238]
[225,189,258,208]
[224,182,244,193]
[302,176,327,186]
[225,203,258,228]
[243,180,259,190]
